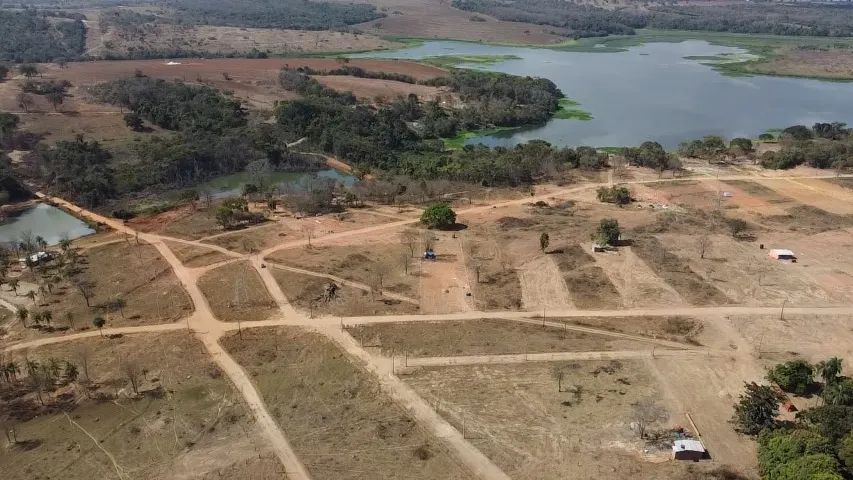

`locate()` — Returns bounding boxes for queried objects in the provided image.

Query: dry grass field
[197,261,277,323]
[0,332,271,480]
[221,327,473,480]
[745,47,853,80]
[163,241,231,268]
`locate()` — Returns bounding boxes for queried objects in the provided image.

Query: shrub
[592,218,620,246]
[767,360,814,396]
[596,185,631,205]
[421,202,456,229]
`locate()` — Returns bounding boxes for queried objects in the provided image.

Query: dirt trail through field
[407,348,719,368]
[518,256,573,311]
[419,236,472,314]
[593,248,684,307]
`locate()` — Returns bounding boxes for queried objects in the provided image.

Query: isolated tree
[698,235,711,259]
[72,278,96,307]
[633,399,669,439]
[421,202,456,229]
[15,307,28,327]
[732,382,783,435]
[400,229,418,258]
[400,250,410,275]
[92,316,106,336]
[592,218,621,246]
[730,137,754,154]
[18,64,38,78]
[539,232,550,252]
[64,311,75,330]
[726,218,749,239]
[123,112,144,131]
[551,366,564,392]
[74,345,91,381]
[42,310,52,327]
[121,360,142,395]
[816,358,843,387]
[16,93,34,113]
[112,296,127,319]
[767,360,814,395]
[8,278,18,295]
[46,91,64,112]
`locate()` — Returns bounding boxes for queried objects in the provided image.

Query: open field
[0,332,271,480]
[131,205,223,240]
[405,360,728,479]
[163,240,231,268]
[270,268,419,317]
[314,75,445,102]
[743,47,853,80]
[560,316,705,345]
[197,261,277,323]
[553,245,622,309]
[221,326,472,480]
[1,241,192,343]
[341,0,569,45]
[347,318,666,357]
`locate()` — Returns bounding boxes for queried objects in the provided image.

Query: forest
[760,123,853,170]
[453,0,853,38]
[0,9,86,62]
[161,0,382,30]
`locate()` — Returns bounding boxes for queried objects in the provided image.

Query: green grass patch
[442,126,518,149]
[420,54,521,68]
[554,98,593,120]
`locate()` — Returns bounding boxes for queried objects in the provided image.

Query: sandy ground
[419,232,473,314]
[315,74,445,101]
[754,178,853,215]
[518,255,573,311]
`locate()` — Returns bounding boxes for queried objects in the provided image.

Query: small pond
[0,203,95,246]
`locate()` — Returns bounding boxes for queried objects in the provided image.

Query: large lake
[359,40,853,148]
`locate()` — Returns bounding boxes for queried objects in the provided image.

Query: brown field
[754,178,853,215]
[0,332,270,480]
[746,47,853,80]
[560,316,704,345]
[197,261,277,323]
[163,240,231,268]
[266,240,419,298]
[347,319,660,357]
[343,0,569,45]
[405,361,725,479]
[270,267,419,316]
[315,75,445,101]
[1,241,192,344]
[221,327,473,480]
[89,23,400,58]
[553,245,622,309]
[129,205,221,240]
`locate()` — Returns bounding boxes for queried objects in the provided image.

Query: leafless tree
[420,230,434,253]
[302,222,316,248]
[72,278,96,307]
[399,250,410,275]
[74,344,91,381]
[400,229,418,258]
[551,366,564,392]
[632,399,669,439]
[697,235,711,259]
[16,93,34,113]
[121,359,142,396]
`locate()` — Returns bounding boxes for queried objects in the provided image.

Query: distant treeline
[0,9,85,62]
[453,0,853,38]
[162,0,383,30]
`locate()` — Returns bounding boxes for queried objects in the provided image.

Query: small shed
[768,249,796,261]
[672,439,706,461]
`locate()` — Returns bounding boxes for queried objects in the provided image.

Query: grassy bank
[420,54,521,68]
[555,98,593,120]
[442,126,518,149]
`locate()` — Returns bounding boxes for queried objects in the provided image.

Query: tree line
[162,0,382,30]
[452,0,853,39]
[759,123,853,171]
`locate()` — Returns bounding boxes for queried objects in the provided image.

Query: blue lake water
[0,203,95,246]
[358,40,853,148]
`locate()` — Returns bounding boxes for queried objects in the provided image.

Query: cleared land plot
[267,242,419,298]
[405,361,715,479]
[2,242,192,343]
[755,178,853,215]
[761,204,853,234]
[347,319,661,357]
[729,313,853,359]
[315,75,445,102]
[560,316,704,346]
[270,268,419,316]
[221,327,472,480]
[591,247,684,307]
[198,261,277,323]
[462,227,522,311]
[129,205,221,240]
[0,332,268,480]
[552,245,621,309]
[205,222,288,254]
[828,177,853,190]
[631,236,730,306]
[164,240,231,268]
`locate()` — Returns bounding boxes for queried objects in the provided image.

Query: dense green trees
[768,360,815,396]
[421,202,457,229]
[596,185,631,205]
[761,123,852,170]
[163,0,382,30]
[0,10,85,62]
[592,218,620,246]
[622,141,681,171]
[732,382,783,436]
[40,137,115,207]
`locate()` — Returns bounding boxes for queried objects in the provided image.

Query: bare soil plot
[269,268,419,317]
[828,177,853,190]
[592,247,684,307]
[267,240,419,298]
[205,222,289,254]
[2,242,193,344]
[164,240,231,268]
[462,226,521,311]
[552,245,622,309]
[761,205,853,234]
[656,232,849,306]
[345,0,568,45]
[221,326,473,480]
[405,361,717,479]
[729,313,853,360]
[0,332,269,480]
[129,205,221,240]
[643,179,718,210]
[517,255,573,310]
[315,75,445,101]
[347,319,660,357]
[559,316,704,346]
[755,178,853,215]
[198,261,277,323]
[631,236,730,306]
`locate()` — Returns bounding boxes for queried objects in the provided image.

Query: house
[768,249,796,261]
[672,439,706,461]
[19,251,53,266]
